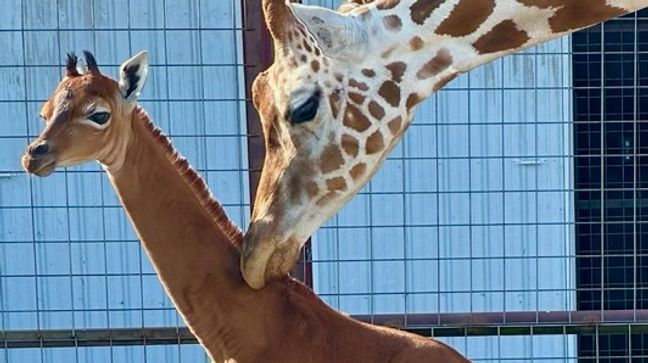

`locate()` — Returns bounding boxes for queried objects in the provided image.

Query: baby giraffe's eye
[290,91,320,124]
[88,112,110,125]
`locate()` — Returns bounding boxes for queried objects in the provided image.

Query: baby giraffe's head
[22,51,149,177]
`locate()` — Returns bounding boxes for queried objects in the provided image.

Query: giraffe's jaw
[241,233,302,289]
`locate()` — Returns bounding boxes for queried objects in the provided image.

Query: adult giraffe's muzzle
[241,221,301,289]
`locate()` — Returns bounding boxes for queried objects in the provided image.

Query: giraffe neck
[105,109,250,361]
[352,0,644,104]
[102,109,471,363]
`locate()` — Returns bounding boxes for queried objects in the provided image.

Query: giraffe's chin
[241,235,301,289]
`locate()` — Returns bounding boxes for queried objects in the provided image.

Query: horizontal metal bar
[3,311,648,348]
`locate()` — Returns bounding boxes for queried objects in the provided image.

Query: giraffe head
[22,51,149,177]
[242,0,434,289]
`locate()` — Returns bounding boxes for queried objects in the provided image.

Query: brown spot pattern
[349,79,369,91]
[362,69,376,78]
[329,92,340,119]
[349,163,367,181]
[319,144,344,174]
[433,73,458,92]
[381,46,397,59]
[316,192,338,207]
[326,177,348,192]
[306,181,319,198]
[349,92,366,105]
[311,60,320,73]
[417,48,453,80]
[342,134,360,157]
[366,130,385,154]
[303,40,312,53]
[406,93,421,112]
[343,104,371,132]
[378,80,401,107]
[386,62,407,83]
[388,116,403,136]
[518,1,625,32]
[435,0,495,36]
[473,20,530,54]
[410,0,444,25]
[410,36,424,51]
[368,101,386,120]
[376,0,400,10]
[383,15,402,31]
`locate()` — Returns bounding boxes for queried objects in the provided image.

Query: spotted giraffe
[241,0,648,289]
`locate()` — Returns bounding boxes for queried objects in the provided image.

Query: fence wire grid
[0,0,647,362]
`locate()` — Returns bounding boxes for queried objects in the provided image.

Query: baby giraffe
[22,51,470,363]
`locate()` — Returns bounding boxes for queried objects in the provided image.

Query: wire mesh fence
[1,0,248,361]
[0,0,647,361]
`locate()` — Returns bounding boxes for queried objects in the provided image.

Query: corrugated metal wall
[0,0,583,361]
[0,0,246,361]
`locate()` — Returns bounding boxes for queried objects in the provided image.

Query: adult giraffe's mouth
[241,232,301,289]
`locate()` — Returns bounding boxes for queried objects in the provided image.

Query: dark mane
[134,106,244,247]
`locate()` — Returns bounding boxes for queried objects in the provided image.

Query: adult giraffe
[242,0,648,288]
[21,51,470,363]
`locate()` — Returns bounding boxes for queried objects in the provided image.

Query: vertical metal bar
[240,0,271,205]
[600,19,606,316]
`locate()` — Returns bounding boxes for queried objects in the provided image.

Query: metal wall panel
[0,0,246,361]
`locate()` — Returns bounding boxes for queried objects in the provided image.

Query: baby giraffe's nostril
[30,142,49,157]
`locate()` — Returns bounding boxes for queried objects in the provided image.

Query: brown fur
[473,20,530,54]
[319,144,345,173]
[519,0,625,32]
[384,14,403,30]
[435,0,496,36]
[388,116,403,136]
[409,0,444,25]
[409,36,425,51]
[23,60,470,362]
[366,130,385,154]
[350,163,367,181]
[386,61,407,83]
[342,134,360,157]
[378,80,401,107]
[376,0,400,10]
[343,103,372,132]
[417,48,453,80]
[369,100,386,120]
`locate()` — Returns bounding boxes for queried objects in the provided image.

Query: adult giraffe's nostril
[30,142,49,157]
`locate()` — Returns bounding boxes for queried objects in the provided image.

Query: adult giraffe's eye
[290,91,320,124]
[88,112,110,125]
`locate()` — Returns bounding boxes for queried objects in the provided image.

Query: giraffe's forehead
[43,75,118,118]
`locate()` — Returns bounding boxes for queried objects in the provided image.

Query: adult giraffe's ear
[291,4,367,61]
[118,50,149,102]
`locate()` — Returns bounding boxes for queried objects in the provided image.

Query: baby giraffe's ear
[118,50,149,102]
